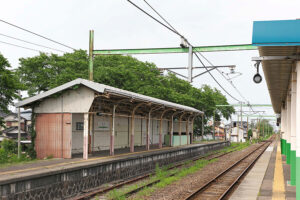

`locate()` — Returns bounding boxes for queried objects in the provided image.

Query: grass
[105,141,252,200]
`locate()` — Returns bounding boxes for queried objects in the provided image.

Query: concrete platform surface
[230,140,275,200]
[0,141,225,183]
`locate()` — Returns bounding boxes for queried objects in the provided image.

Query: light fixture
[253,61,262,84]
[253,73,262,83]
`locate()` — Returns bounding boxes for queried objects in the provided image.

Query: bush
[1,139,17,154]
[0,139,32,164]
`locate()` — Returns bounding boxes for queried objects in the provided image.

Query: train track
[183,140,273,200]
[70,144,241,200]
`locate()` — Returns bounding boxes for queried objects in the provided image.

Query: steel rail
[70,143,239,200]
[184,139,273,200]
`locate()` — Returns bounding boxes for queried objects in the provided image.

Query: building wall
[35,113,72,159]
[71,113,170,154]
[34,86,94,113]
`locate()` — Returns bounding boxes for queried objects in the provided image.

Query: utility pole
[240,102,243,141]
[188,45,193,82]
[202,114,204,140]
[213,110,215,140]
[17,91,21,159]
[247,116,249,139]
[263,119,265,137]
[89,30,94,81]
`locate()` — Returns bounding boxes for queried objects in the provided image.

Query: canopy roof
[252,20,300,113]
[16,78,203,114]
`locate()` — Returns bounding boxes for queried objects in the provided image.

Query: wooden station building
[16,78,203,159]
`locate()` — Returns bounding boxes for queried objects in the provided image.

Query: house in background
[0,110,31,140]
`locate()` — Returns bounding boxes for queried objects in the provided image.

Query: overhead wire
[0,19,76,50]
[0,40,49,53]
[128,0,243,102]
[127,0,183,38]
[0,33,66,53]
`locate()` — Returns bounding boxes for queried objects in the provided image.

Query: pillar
[286,95,291,164]
[130,112,135,153]
[110,105,116,156]
[179,118,182,146]
[281,106,286,155]
[191,117,194,144]
[146,112,151,150]
[290,70,297,185]
[159,118,163,148]
[83,113,89,160]
[186,118,190,144]
[295,62,300,198]
[170,115,174,146]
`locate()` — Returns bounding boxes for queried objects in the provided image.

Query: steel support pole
[247,116,249,139]
[202,114,204,140]
[83,113,89,160]
[213,110,215,140]
[89,30,94,81]
[240,103,243,141]
[110,105,116,156]
[17,97,21,159]
[188,45,193,82]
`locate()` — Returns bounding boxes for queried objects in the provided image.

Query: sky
[1,0,299,124]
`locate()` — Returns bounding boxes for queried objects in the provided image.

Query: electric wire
[0,19,75,50]
[0,33,66,53]
[127,0,184,38]
[129,0,242,102]
[143,0,180,35]
[0,40,49,53]
[193,51,241,102]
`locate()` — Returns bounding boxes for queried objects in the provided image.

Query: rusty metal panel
[35,113,71,159]
[63,114,72,158]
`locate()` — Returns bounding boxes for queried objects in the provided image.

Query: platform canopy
[252,20,300,113]
[16,78,203,115]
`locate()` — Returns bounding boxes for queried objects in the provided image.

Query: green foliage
[0,139,32,165]
[0,53,22,128]
[27,111,37,158]
[256,119,273,138]
[248,129,253,139]
[17,50,234,135]
[1,139,17,154]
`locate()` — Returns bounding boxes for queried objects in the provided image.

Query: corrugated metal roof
[16,78,203,114]
[257,46,297,113]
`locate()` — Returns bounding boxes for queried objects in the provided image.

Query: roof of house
[16,78,203,114]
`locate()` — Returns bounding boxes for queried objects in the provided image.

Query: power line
[0,19,76,50]
[0,33,66,53]
[129,0,243,102]
[0,40,49,53]
[193,52,241,101]
[127,0,183,38]
[143,0,180,35]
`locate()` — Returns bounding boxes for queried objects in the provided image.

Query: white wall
[35,86,94,113]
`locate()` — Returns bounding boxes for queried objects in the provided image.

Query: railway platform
[0,141,229,199]
[230,140,296,200]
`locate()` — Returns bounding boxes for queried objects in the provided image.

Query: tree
[17,50,235,132]
[0,53,21,128]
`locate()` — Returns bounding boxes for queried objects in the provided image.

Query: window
[76,122,84,130]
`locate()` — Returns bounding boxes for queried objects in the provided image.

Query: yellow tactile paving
[272,141,286,200]
[0,145,178,176]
